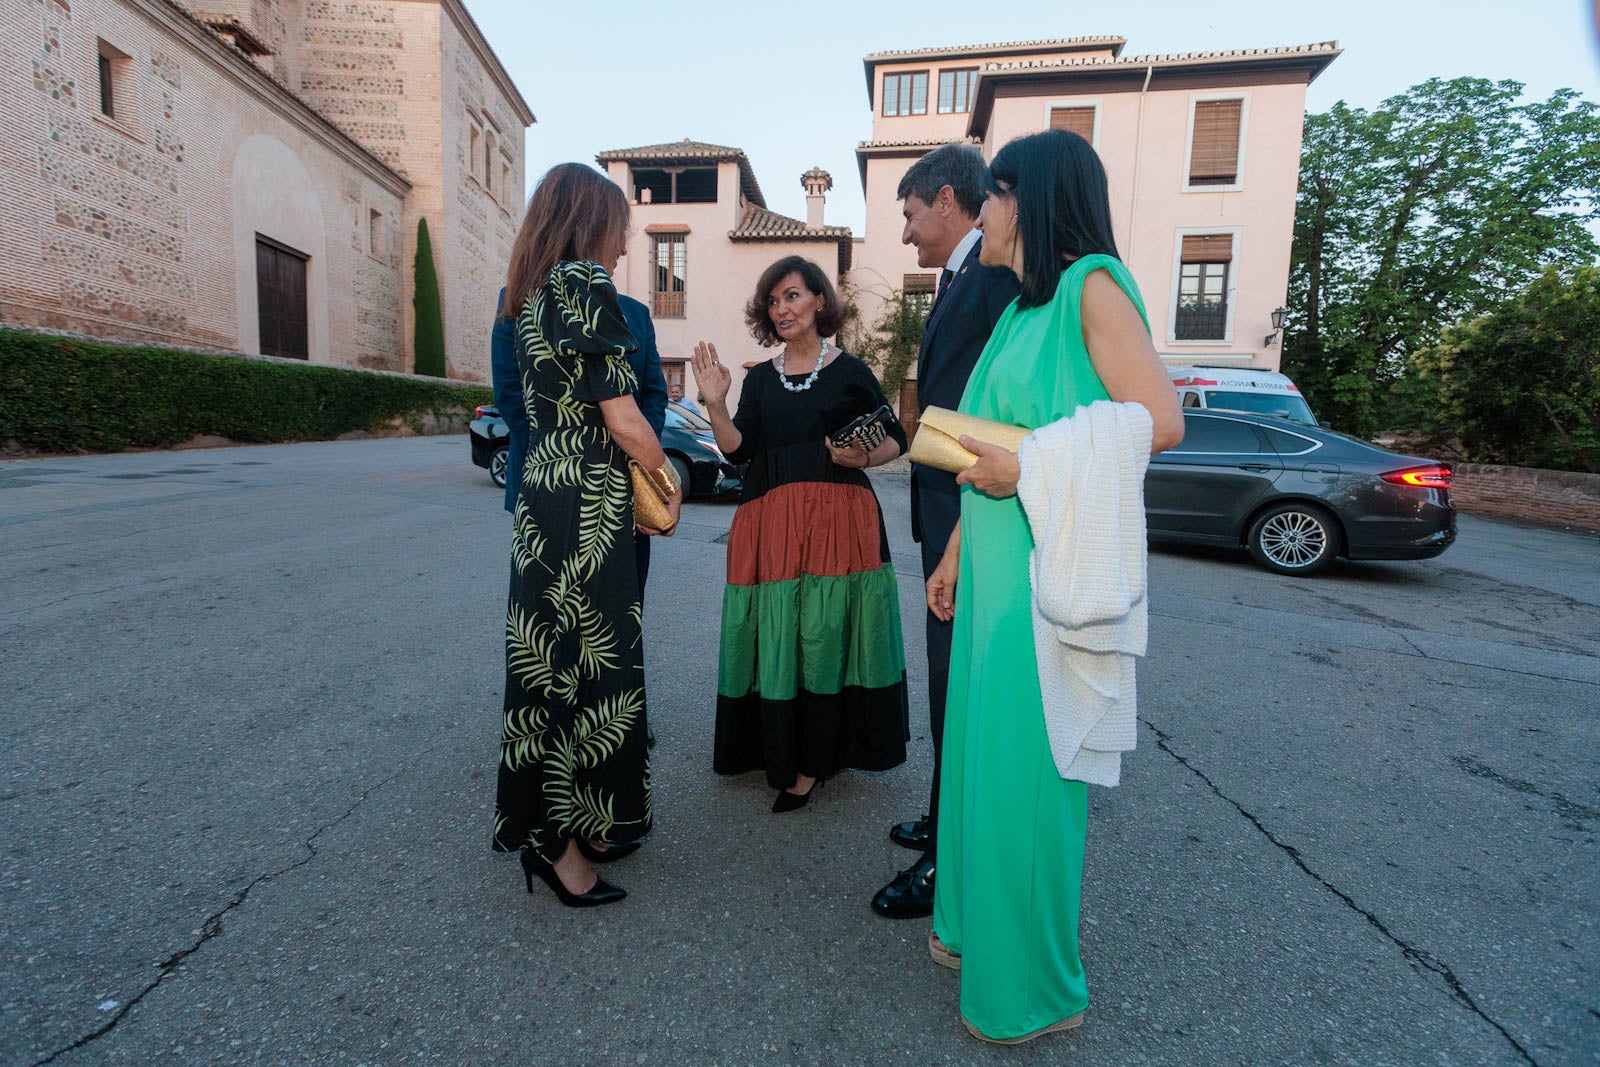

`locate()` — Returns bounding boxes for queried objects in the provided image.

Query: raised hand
[691,342,732,406]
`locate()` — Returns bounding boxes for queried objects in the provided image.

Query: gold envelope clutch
[906,406,1031,473]
[629,460,678,534]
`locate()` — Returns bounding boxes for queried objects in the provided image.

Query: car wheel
[1247,502,1340,576]
[489,444,509,489]
[668,455,692,499]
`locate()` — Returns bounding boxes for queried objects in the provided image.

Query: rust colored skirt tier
[713,477,909,790]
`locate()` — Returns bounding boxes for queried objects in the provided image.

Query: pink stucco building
[598,140,853,410]
[0,0,532,381]
[851,35,1340,396]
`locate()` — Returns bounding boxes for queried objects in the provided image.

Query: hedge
[0,328,492,454]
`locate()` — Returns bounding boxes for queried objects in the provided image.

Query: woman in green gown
[924,130,1185,1043]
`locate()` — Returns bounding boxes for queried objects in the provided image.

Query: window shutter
[902,273,936,294]
[1189,99,1242,184]
[1180,235,1233,263]
[1049,106,1095,141]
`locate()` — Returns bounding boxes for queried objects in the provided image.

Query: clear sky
[462,0,1600,237]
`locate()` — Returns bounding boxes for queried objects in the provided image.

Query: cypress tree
[412,217,446,377]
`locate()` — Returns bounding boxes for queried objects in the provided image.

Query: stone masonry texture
[0,0,529,380]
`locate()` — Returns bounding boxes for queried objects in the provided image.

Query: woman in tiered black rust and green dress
[492,163,681,907]
[692,256,910,813]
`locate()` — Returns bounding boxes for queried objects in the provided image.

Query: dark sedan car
[1145,410,1456,576]
[470,400,741,497]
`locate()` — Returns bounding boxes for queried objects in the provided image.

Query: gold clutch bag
[629,460,678,534]
[906,406,1031,473]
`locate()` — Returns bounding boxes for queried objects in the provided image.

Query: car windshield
[1202,390,1317,426]
[668,401,713,431]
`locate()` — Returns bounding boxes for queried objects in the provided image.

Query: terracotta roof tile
[729,205,853,274]
[596,139,765,206]
[856,136,982,151]
[852,138,983,187]
[864,36,1126,63]
[730,205,851,240]
[979,41,1341,74]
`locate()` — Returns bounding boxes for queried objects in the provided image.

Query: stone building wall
[439,8,520,381]
[0,0,407,368]
[1452,464,1600,533]
[1,0,529,380]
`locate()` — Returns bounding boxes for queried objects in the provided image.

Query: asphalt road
[1,436,1596,1066]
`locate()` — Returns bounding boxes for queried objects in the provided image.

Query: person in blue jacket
[493,268,668,745]
[492,286,669,573]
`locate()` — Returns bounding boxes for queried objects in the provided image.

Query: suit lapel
[919,260,970,371]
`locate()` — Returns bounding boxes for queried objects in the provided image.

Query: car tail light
[1381,465,1452,488]
[475,405,490,418]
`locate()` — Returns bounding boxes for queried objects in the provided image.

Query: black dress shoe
[520,850,626,908]
[871,853,934,918]
[890,816,931,851]
[772,778,821,813]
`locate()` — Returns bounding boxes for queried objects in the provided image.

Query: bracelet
[649,462,680,496]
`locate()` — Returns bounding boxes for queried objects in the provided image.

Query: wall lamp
[1265,306,1290,347]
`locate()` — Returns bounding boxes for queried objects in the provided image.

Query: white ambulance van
[1167,366,1319,426]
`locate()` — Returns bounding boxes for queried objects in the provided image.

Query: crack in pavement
[1392,629,1431,659]
[1142,718,1538,1067]
[1451,755,1600,831]
[31,771,403,1066]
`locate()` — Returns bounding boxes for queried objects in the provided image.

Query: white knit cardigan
[1015,400,1154,786]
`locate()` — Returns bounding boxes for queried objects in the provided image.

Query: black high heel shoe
[772,777,822,814]
[520,849,627,907]
[575,838,641,864]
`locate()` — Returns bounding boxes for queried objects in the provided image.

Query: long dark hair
[743,255,845,346]
[988,130,1119,309]
[502,163,629,318]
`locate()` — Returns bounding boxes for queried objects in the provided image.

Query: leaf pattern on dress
[493,259,652,862]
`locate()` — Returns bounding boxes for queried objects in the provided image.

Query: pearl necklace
[775,340,830,393]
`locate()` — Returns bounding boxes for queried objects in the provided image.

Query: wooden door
[256,236,309,359]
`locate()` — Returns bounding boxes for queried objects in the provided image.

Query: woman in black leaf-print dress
[492,164,682,908]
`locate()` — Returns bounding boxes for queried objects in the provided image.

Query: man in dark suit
[871,145,1020,920]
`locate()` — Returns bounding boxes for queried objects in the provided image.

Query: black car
[1145,410,1456,576]
[470,400,741,497]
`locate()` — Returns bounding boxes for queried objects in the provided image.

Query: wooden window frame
[98,51,114,118]
[1184,93,1249,192]
[94,38,139,135]
[1167,228,1240,346]
[937,68,978,115]
[650,233,687,319]
[255,234,310,361]
[882,70,929,117]
[1044,99,1100,145]
[467,114,483,189]
[367,207,385,261]
[903,272,935,321]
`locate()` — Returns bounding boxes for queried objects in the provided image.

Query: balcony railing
[1174,303,1228,341]
[652,291,685,318]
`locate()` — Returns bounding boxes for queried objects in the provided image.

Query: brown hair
[502,163,630,318]
[743,256,845,346]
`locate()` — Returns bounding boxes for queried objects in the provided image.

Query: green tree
[1406,266,1600,472]
[1284,78,1600,435]
[413,217,447,378]
[840,283,924,401]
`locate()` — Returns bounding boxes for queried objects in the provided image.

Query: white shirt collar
[945,226,982,276]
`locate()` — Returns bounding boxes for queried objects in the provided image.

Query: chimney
[801,167,832,228]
